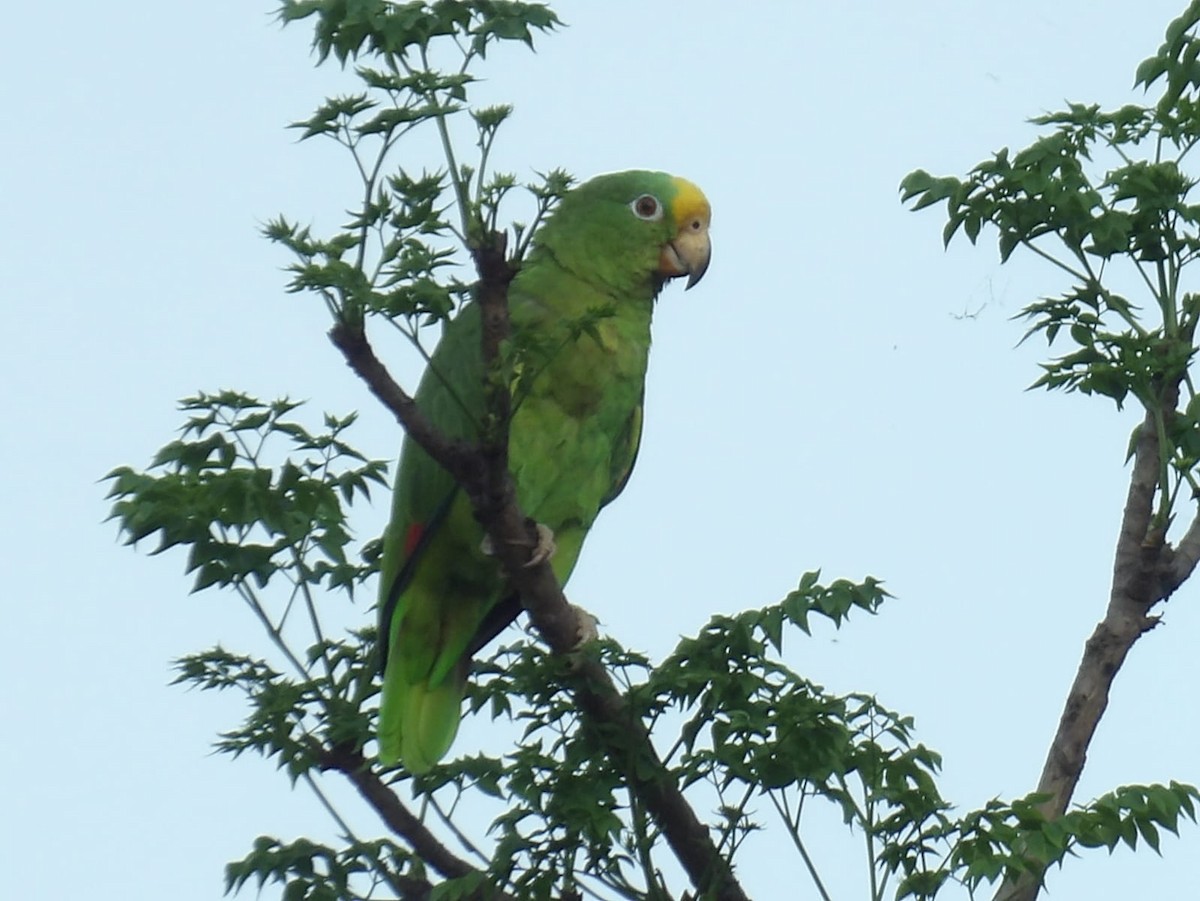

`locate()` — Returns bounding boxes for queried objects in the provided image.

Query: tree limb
[1033,410,1163,812]
[328,322,481,487]
[317,743,513,900]
[1166,508,1200,587]
[996,404,1183,901]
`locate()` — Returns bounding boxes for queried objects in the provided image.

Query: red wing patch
[404,523,425,557]
[379,492,456,669]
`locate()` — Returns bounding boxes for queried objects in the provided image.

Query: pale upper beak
[659,221,712,290]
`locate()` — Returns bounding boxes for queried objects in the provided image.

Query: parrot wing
[600,396,643,510]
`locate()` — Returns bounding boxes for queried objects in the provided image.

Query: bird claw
[479,522,557,568]
[520,603,599,651]
[524,523,556,568]
[570,604,600,648]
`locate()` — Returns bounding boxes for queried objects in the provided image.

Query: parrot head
[532,170,712,296]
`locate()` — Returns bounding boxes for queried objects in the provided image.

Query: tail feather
[378,656,466,773]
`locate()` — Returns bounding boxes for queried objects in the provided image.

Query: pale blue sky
[4,1,1197,898]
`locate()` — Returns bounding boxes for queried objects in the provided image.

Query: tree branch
[1167,508,1200,587]
[329,235,750,901]
[997,404,1181,901]
[317,743,513,900]
[328,322,480,487]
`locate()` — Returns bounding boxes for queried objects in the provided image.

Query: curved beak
[659,225,712,290]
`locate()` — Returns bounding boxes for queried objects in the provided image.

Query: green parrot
[376,170,712,772]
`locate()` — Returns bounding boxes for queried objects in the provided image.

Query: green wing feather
[601,399,643,509]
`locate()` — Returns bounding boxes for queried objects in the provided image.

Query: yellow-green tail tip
[378,665,465,773]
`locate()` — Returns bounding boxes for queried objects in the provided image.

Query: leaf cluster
[267,0,568,339]
[106,391,385,595]
[949,782,1199,893]
[175,632,377,780]
[901,1,1200,531]
[226,835,418,901]
[280,0,560,66]
[109,391,1200,900]
[410,580,929,900]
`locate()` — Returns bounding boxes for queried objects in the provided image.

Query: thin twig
[303,771,359,839]
[426,792,489,864]
[328,322,479,486]
[770,792,833,901]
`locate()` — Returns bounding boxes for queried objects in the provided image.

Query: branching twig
[328,323,480,487]
[997,397,1193,901]
[770,792,832,901]
[317,743,513,900]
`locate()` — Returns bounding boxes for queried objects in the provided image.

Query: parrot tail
[378,656,466,774]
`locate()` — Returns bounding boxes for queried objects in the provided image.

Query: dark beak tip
[684,256,711,291]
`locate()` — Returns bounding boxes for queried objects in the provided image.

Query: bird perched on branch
[377,170,712,771]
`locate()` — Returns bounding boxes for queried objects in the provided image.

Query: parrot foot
[525,523,557,568]
[480,522,557,568]
[532,604,599,649]
[570,604,600,647]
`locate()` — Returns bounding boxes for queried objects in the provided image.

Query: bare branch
[317,743,512,900]
[329,322,480,487]
[1167,509,1200,588]
[997,405,1177,901]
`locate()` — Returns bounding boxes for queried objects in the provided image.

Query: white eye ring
[630,194,663,221]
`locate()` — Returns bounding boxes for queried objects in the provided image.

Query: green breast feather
[376,170,712,771]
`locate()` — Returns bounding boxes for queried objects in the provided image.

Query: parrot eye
[630,194,662,221]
